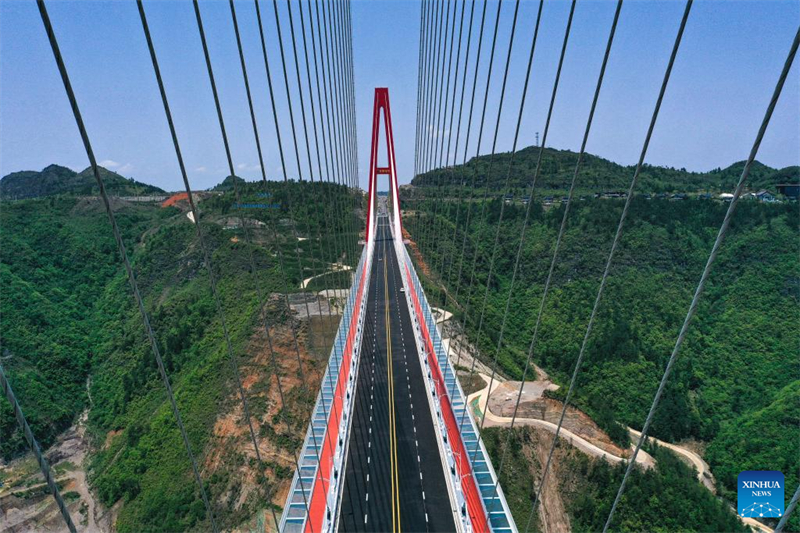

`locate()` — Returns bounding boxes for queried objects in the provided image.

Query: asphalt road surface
[338,217,455,533]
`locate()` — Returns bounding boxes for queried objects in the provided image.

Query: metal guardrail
[280,245,371,533]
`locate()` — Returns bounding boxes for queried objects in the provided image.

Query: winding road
[465,372,774,533]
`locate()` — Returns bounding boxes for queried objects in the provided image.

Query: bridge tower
[365,88,403,248]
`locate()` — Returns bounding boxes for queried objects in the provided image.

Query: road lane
[338,217,455,533]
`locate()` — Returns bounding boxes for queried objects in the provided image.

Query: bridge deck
[337,216,456,533]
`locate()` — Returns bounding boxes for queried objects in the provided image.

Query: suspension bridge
[1,1,798,533]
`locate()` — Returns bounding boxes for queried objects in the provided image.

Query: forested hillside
[411,145,799,195]
[407,162,799,531]
[0,164,166,200]
[483,427,748,533]
[1,180,361,531]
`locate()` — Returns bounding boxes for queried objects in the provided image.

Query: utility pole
[535,132,540,146]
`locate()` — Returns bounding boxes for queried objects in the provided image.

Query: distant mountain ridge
[412,145,799,193]
[0,164,166,200]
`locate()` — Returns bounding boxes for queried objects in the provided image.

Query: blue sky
[1,0,798,191]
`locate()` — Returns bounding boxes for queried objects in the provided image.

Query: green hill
[211,174,247,192]
[407,189,799,531]
[0,181,361,531]
[0,164,166,200]
[411,145,799,194]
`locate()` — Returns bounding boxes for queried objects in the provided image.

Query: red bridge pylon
[365,88,403,247]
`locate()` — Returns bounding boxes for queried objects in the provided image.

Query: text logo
[738,471,784,518]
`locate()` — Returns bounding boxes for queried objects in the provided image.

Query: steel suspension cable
[604,25,799,533]
[415,0,442,240]
[253,2,364,526]
[776,482,800,533]
[325,0,351,191]
[326,0,350,185]
[333,0,360,249]
[341,0,359,186]
[333,0,354,185]
[468,0,564,463]
[320,0,349,226]
[421,0,445,179]
[442,0,480,401]
[284,0,317,183]
[489,0,623,524]
[417,0,451,262]
[442,0,482,298]
[296,0,350,293]
[285,0,349,326]
[269,0,346,365]
[252,2,329,494]
[414,0,429,178]
[346,0,363,249]
[501,16,696,521]
[323,0,358,271]
[137,4,280,529]
[472,0,576,460]
[436,0,494,399]
[433,0,472,313]
[449,0,503,306]
[193,3,335,518]
[444,0,468,169]
[424,0,466,305]
[309,0,356,270]
[449,0,522,436]
[36,2,218,529]
[270,0,306,180]
[420,0,459,264]
[415,0,438,238]
[0,365,77,533]
[422,0,449,200]
[240,0,345,441]
[427,0,455,177]
[253,0,332,445]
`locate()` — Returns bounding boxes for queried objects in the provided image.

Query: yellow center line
[383,221,401,533]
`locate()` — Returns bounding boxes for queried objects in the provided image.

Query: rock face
[0,411,113,533]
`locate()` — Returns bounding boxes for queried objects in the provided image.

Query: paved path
[465,373,655,468]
